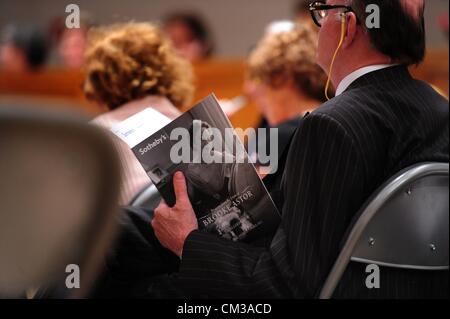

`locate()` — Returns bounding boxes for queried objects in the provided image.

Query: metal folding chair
[320,162,449,299]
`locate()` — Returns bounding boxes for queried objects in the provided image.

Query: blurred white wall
[0,0,448,57]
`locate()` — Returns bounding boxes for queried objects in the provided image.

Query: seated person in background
[47,15,93,68]
[245,22,328,182]
[0,25,48,72]
[438,11,448,39]
[163,12,214,62]
[58,18,91,69]
[84,22,194,204]
[294,0,315,24]
[59,28,88,69]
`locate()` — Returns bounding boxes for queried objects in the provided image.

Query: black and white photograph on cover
[131,94,280,242]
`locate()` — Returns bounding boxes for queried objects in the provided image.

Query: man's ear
[342,12,358,49]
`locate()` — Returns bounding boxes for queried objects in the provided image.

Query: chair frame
[0,106,121,298]
[129,183,160,209]
[319,162,449,299]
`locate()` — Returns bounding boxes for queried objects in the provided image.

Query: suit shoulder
[305,92,383,149]
[300,105,355,142]
[308,93,363,129]
[314,90,367,118]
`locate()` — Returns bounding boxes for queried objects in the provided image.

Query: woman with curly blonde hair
[246,22,328,127]
[85,22,194,204]
[245,22,329,182]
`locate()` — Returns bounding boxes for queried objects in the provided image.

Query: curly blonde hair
[83,22,194,110]
[247,23,328,101]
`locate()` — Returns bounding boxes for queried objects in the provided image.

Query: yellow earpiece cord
[325,15,346,101]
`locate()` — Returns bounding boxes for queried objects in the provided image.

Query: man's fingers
[157,198,169,209]
[154,199,169,222]
[173,171,190,204]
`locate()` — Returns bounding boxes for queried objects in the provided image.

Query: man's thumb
[173,171,189,203]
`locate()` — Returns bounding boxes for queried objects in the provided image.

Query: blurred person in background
[438,12,449,39]
[163,12,214,62]
[295,0,314,23]
[244,22,328,188]
[0,25,48,72]
[247,22,327,128]
[84,22,194,204]
[58,26,89,69]
[47,15,93,68]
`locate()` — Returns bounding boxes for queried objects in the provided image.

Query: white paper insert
[110,108,171,148]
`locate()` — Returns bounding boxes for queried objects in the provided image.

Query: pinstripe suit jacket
[177,65,449,298]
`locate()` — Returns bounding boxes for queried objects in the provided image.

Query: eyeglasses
[309,1,357,27]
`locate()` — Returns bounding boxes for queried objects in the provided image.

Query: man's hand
[151,171,198,258]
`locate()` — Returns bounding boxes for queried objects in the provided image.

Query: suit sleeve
[177,112,365,298]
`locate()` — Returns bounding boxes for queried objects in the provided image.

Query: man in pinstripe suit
[87,0,448,299]
[149,0,448,298]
